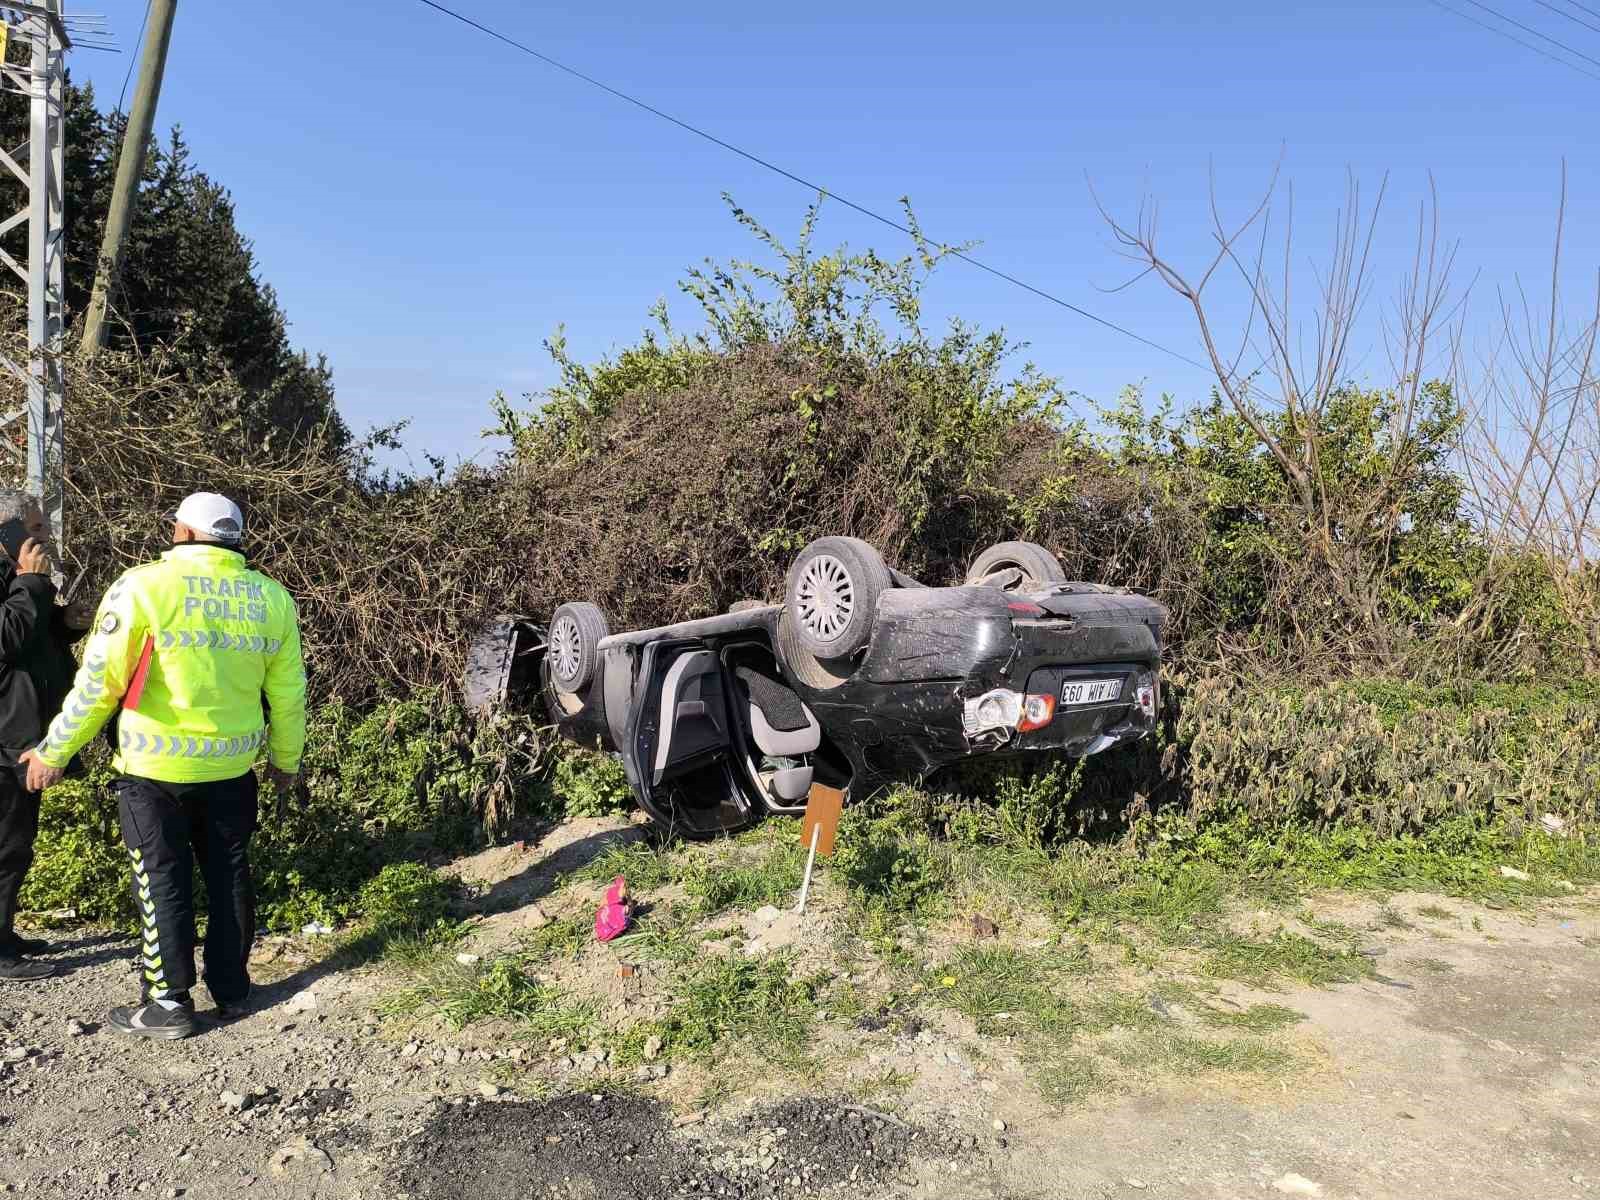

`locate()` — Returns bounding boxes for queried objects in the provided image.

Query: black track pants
[115,772,258,1004]
[0,763,39,940]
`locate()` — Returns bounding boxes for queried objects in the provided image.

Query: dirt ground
[1,816,1596,1200]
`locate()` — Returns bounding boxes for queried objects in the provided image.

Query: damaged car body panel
[798,584,1163,782]
[468,539,1167,839]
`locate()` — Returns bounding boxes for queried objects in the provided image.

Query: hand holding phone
[14,538,48,577]
[0,516,29,563]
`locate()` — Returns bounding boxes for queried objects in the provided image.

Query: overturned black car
[465,538,1167,838]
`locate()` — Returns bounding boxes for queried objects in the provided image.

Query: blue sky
[68,1,1600,467]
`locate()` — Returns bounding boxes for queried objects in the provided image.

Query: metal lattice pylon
[0,2,67,538]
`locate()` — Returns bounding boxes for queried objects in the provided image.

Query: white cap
[172,492,244,544]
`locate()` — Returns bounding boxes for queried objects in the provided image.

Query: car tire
[784,536,891,661]
[775,610,852,691]
[548,602,609,695]
[463,614,533,714]
[965,541,1067,592]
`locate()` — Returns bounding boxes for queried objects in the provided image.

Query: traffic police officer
[21,492,306,1039]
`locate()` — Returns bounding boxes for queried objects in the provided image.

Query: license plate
[1060,678,1121,706]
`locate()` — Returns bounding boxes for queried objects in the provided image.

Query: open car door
[621,639,758,838]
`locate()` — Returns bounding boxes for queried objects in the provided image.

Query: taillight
[1018,693,1056,732]
[1136,676,1157,719]
[1006,601,1046,617]
[963,689,1019,734]
[963,688,1059,736]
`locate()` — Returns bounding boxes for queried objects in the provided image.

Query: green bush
[18,772,128,925]
[825,672,1600,917]
[299,696,485,850]
[835,792,953,916]
[248,693,488,932]
[1177,675,1600,835]
[20,691,580,934]
[357,862,458,933]
[547,747,633,818]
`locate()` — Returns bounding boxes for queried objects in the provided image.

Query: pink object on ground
[594,875,631,942]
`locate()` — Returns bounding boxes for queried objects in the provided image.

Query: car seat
[652,650,732,784]
[732,665,820,803]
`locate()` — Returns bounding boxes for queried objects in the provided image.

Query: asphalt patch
[390,1092,972,1199]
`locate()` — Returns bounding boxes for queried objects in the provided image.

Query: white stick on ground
[795,821,821,914]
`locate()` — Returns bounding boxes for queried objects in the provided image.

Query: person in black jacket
[0,491,91,982]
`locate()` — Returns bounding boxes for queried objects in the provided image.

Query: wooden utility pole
[79,0,176,358]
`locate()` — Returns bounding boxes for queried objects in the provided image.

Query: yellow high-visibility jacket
[35,544,307,782]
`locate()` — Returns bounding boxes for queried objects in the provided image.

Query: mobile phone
[0,516,29,563]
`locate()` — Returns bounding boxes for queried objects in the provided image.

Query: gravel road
[1,879,1595,1200]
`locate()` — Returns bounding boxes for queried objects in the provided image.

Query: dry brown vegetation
[0,181,1590,709]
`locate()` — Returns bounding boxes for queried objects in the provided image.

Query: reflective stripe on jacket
[35,544,307,782]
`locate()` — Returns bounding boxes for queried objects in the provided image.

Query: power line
[1458,0,1600,69]
[1551,0,1600,24]
[1426,0,1600,79]
[1533,0,1600,35]
[412,0,1217,375]
[116,0,152,115]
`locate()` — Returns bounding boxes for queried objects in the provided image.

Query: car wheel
[463,614,537,715]
[965,541,1066,592]
[775,610,852,691]
[548,602,609,695]
[784,536,891,660]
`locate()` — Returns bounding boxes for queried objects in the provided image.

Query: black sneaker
[0,932,50,956]
[0,955,54,981]
[212,992,253,1024]
[108,998,199,1040]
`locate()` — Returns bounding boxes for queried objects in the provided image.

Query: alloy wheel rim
[795,553,854,642]
[551,615,582,681]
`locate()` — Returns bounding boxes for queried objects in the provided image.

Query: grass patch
[604,910,705,965]
[1033,1053,1110,1104]
[519,914,590,962]
[374,926,466,970]
[685,841,806,916]
[642,954,824,1067]
[835,807,953,918]
[1202,931,1374,989]
[1150,1034,1294,1075]
[379,956,595,1036]
[854,1067,915,1099]
[935,947,1056,1023]
[1073,865,1228,942]
[369,764,1590,1112]
[1101,1029,1295,1077]
[929,945,1092,1038]
[1079,993,1162,1034]
[337,863,468,966]
[1377,906,1414,930]
[1300,916,1363,947]
[576,840,685,892]
[1198,1003,1307,1033]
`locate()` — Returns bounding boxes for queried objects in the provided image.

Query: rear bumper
[1012,663,1158,754]
[798,586,1165,780]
